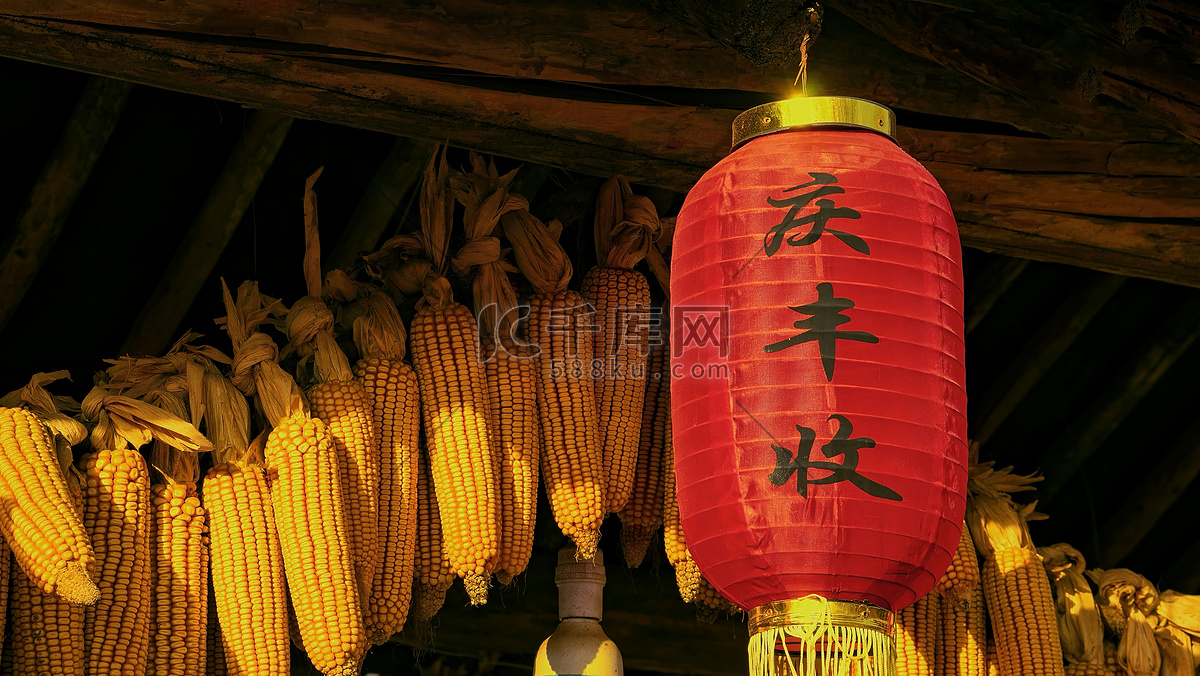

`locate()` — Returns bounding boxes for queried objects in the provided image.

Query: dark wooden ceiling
[0,1,1198,674]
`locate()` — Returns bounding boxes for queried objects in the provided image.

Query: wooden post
[120,110,293,357]
[326,136,435,273]
[0,76,133,333]
[971,272,1125,445]
[1036,292,1200,503]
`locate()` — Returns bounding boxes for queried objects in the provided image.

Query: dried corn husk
[1040,543,1105,666]
[0,371,88,445]
[1087,569,1160,676]
[81,387,211,453]
[1157,590,1200,637]
[220,279,308,426]
[1154,620,1194,676]
[593,175,660,270]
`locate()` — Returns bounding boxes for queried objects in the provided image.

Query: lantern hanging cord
[793,33,811,95]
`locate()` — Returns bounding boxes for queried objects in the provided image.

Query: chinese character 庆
[764,172,868,257]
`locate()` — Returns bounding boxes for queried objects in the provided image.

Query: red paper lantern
[670,97,968,675]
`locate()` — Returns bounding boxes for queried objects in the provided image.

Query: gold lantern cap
[732,97,897,149]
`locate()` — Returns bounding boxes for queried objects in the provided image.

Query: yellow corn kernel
[937,523,980,605]
[411,446,454,628]
[148,481,208,676]
[265,412,365,676]
[309,379,378,601]
[581,266,651,514]
[896,592,941,676]
[410,301,499,604]
[0,407,98,605]
[939,583,988,676]
[10,555,85,675]
[355,357,420,644]
[483,337,540,586]
[528,290,603,560]
[82,448,152,674]
[982,548,1065,676]
[203,461,289,675]
[618,343,668,568]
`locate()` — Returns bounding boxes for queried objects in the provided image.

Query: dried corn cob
[407,152,499,605]
[584,175,658,514]
[210,282,292,676]
[660,396,719,610]
[81,447,153,675]
[938,584,987,676]
[937,522,979,605]
[266,411,365,676]
[145,388,209,676]
[289,170,380,603]
[502,208,603,559]
[204,541,225,676]
[619,339,667,568]
[967,464,1063,676]
[9,433,84,675]
[0,531,8,640]
[351,289,421,644]
[485,334,540,586]
[411,445,454,630]
[897,592,941,676]
[986,640,1000,676]
[0,373,97,605]
[1063,664,1115,676]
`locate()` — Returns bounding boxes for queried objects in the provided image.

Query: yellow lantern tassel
[749,596,897,676]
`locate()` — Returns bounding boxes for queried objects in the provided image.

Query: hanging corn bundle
[451,154,539,586]
[79,385,211,675]
[966,462,1063,676]
[209,280,292,675]
[938,583,988,676]
[501,206,603,559]
[205,552,226,676]
[286,168,379,604]
[618,334,668,568]
[660,389,730,618]
[348,287,421,643]
[411,444,454,637]
[406,148,500,605]
[897,591,941,676]
[937,521,980,606]
[9,435,85,675]
[223,276,367,676]
[0,372,97,605]
[1038,544,1110,676]
[584,174,659,514]
[1087,569,1161,676]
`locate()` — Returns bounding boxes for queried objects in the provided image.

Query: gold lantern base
[748,596,896,676]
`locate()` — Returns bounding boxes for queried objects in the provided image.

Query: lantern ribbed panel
[671,129,968,614]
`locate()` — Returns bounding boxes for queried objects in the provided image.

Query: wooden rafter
[326,137,435,273]
[1165,534,1200,594]
[0,76,133,333]
[964,256,1028,337]
[825,0,1200,144]
[971,272,1125,445]
[1099,417,1200,567]
[120,110,293,357]
[0,14,1198,286]
[1036,292,1200,503]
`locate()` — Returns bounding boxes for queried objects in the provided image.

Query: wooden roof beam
[1035,292,1200,503]
[825,0,1200,144]
[1098,417,1200,567]
[326,136,435,273]
[2,18,1200,287]
[971,272,1126,445]
[964,256,1030,337]
[0,76,132,333]
[120,110,293,357]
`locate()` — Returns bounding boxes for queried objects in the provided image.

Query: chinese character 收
[764,172,868,257]
[763,282,878,381]
[768,414,901,501]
